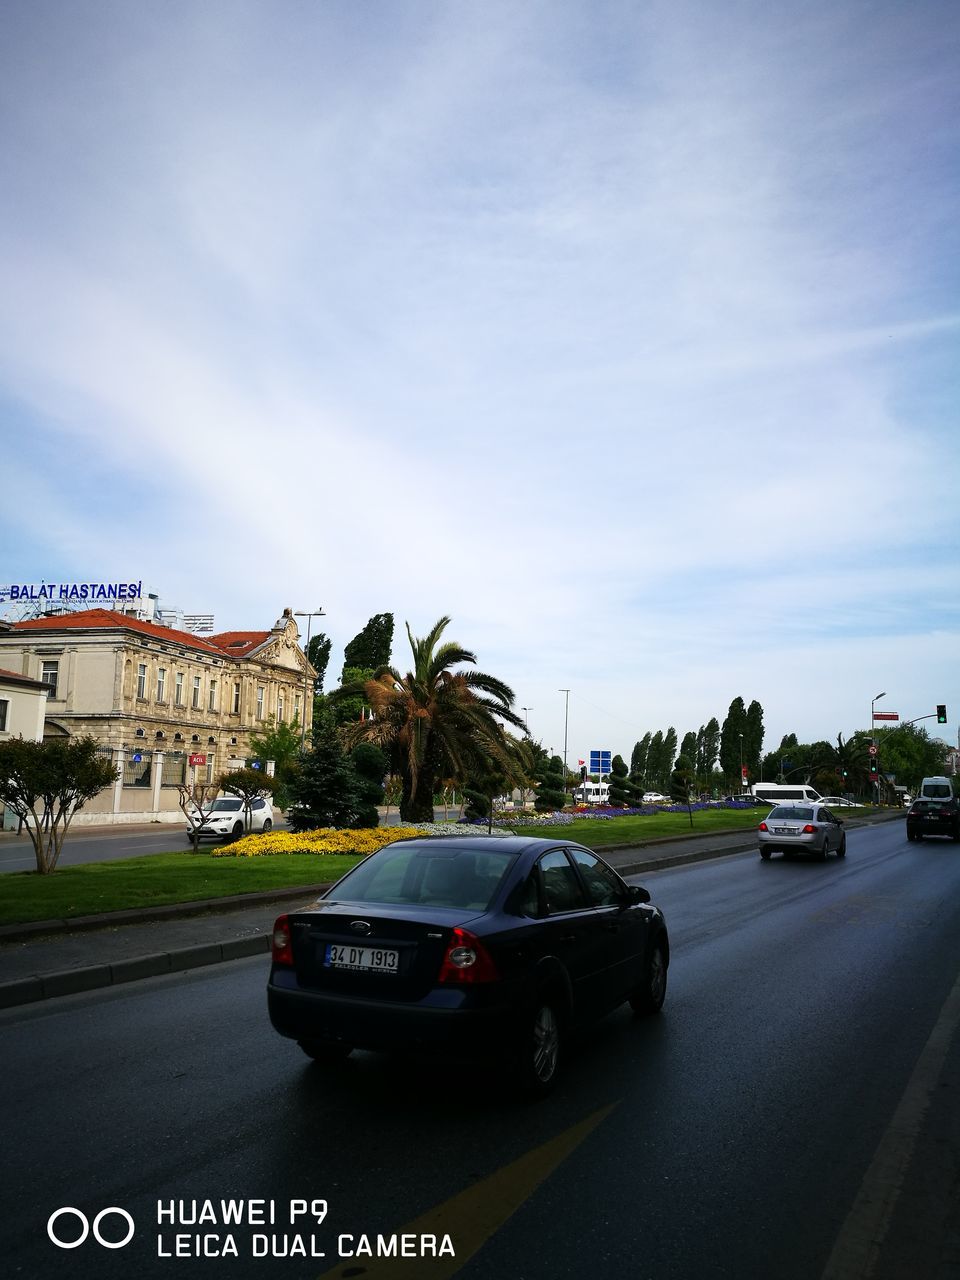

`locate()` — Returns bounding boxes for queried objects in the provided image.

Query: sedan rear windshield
[768,806,815,821]
[330,843,518,912]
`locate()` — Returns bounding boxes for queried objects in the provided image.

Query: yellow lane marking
[821,967,960,1279]
[316,1102,618,1280]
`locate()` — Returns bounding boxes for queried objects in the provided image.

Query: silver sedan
[758,804,847,860]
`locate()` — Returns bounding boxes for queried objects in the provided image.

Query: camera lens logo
[47,1207,135,1250]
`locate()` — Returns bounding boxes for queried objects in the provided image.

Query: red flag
[578,759,585,766]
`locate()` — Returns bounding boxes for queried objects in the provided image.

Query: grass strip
[0,852,362,925]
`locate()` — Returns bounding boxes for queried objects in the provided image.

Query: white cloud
[1,0,957,758]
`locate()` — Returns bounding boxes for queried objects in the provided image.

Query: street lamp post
[871,691,886,801]
[521,706,533,731]
[294,608,326,751]
[738,732,744,794]
[559,688,570,803]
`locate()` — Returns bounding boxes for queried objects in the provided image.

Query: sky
[1,0,958,767]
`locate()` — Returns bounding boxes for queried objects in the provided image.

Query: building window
[278,692,285,723]
[161,754,187,787]
[157,668,166,702]
[0,699,7,731]
[137,663,147,699]
[41,660,59,700]
[232,681,241,714]
[294,692,302,723]
[192,676,201,709]
[256,687,265,720]
[208,680,217,711]
[174,672,184,706]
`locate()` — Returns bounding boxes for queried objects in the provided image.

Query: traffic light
[842,768,848,778]
[937,704,948,724]
[869,759,878,776]
[580,765,587,781]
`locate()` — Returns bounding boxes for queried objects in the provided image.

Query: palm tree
[334,617,525,822]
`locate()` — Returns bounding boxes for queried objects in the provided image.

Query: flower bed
[215,821,509,858]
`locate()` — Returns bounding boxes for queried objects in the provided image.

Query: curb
[0,883,333,944]
[0,935,270,1009]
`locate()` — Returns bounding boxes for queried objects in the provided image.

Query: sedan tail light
[271,914,293,966]
[758,821,769,832]
[437,928,499,984]
[801,824,817,834]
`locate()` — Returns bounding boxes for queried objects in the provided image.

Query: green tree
[719,697,748,781]
[607,753,630,807]
[0,736,118,874]
[286,714,366,830]
[341,613,394,683]
[333,663,375,727]
[700,718,721,779]
[247,717,303,809]
[662,727,678,781]
[669,753,695,826]
[872,724,947,793]
[647,731,665,788]
[349,742,388,828]
[534,754,566,812]
[744,700,765,779]
[334,616,525,823]
[630,734,651,786]
[307,633,332,694]
[679,732,697,772]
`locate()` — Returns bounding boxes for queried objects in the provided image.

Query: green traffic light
[937,704,948,724]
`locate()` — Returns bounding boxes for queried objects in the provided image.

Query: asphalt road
[3,819,960,1280]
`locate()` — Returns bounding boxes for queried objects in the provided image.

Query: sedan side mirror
[629,885,651,904]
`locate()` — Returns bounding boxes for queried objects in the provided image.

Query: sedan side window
[539,850,588,915]
[569,848,624,906]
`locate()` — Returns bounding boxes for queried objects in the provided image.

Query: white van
[919,777,954,801]
[751,783,822,806]
[575,782,610,805]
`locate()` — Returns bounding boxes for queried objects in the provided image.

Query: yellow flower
[212,826,425,858]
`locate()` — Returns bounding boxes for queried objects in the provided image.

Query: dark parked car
[906,798,960,842]
[268,835,669,1093]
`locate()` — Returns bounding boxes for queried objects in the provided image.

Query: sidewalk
[0,816,900,1010]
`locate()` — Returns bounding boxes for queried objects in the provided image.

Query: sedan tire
[262,818,272,832]
[515,999,562,1096]
[837,834,847,857]
[760,848,772,860]
[630,939,668,1017]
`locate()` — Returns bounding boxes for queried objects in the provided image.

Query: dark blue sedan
[268,835,669,1093]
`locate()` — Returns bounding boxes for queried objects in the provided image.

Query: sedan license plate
[774,827,794,835]
[324,943,399,974]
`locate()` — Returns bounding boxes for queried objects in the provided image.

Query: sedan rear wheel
[516,999,561,1095]
[760,848,772,860]
[630,939,667,1016]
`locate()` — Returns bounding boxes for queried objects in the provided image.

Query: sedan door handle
[559,934,578,943]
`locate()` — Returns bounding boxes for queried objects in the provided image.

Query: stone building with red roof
[0,607,315,823]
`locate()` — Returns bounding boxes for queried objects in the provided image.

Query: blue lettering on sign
[6,580,143,604]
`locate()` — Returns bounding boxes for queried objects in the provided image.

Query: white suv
[186,795,274,841]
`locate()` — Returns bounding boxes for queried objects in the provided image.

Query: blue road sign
[589,750,612,776]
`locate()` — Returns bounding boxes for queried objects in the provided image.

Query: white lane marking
[821,966,960,1279]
